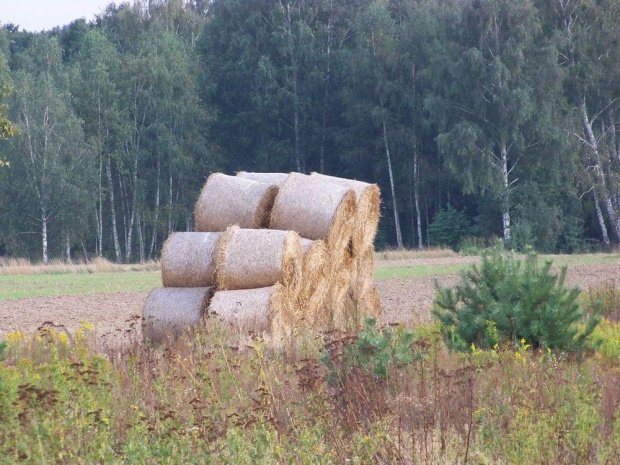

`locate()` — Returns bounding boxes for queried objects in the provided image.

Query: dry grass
[0,257,160,276]
[375,247,456,261]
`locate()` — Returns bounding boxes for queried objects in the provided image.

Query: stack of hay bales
[143,171,382,344]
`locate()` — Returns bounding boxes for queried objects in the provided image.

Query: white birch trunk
[593,190,611,246]
[414,151,423,249]
[106,155,122,263]
[500,143,511,243]
[41,207,48,265]
[148,154,161,260]
[580,97,620,241]
[65,231,71,261]
[383,119,404,249]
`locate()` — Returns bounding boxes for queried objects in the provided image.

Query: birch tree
[7,36,90,263]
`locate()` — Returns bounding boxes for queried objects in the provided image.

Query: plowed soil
[1,261,618,345]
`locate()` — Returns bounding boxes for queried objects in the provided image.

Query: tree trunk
[414,150,423,249]
[106,155,122,263]
[608,102,618,161]
[137,212,145,263]
[580,97,620,241]
[41,207,49,265]
[500,143,511,243]
[80,239,89,262]
[593,190,611,246]
[148,153,161,260]
[65,231,71,262]
[411,62,423,249]
[96,157,103,257]
[319,7,333,174]
[285,3,302,172]
[125,155,139,263]
[167,166,173,236]
[383,119,403,249]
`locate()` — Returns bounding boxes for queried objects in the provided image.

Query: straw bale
[161,232,220,287]
[297,238,329,324]
[237,172,290,187]
[311,173,380,257]
[358,285,383,325]
[351,246,375,300]
[208,284,294,337]
[214,227,302,295]
[143,287,213,343]
[269,173,357,254]
[316,257,354,329]
[195,173,279,231]
[333,285,382,331]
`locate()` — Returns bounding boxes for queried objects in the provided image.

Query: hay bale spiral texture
[311,173,380,257]
[143,287,213,343]
[208,284,292,335]
[161,232,220,287]
[214,227,302,295]
[270,173,357,254]
[237,172,290,187]
[195,173,279,231]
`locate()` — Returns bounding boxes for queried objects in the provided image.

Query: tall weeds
[0,319,618,463]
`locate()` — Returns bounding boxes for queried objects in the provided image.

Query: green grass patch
[374,263,467,280]
[0,271,161,299]
[539,252,620,267]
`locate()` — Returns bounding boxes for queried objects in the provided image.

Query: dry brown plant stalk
[195,173,279,231]
[160,232,221,287]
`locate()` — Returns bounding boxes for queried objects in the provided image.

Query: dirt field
[1,258,618,345]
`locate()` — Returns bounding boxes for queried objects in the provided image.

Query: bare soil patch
[377,263,620,325]
[1,263,618,343]
[0,292,147,346]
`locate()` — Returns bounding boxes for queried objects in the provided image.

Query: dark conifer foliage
[0,0,618,261]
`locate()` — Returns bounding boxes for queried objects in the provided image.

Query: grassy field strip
[0,271,161,300]
[374,263,466,280]
[0,253,617,299]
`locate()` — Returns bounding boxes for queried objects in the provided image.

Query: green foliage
[458,236,492,256]
[428,205,471,250]
[432,246,601,352]
[321,318,417,380]
[511,220,534,252]
[0,313,618,462]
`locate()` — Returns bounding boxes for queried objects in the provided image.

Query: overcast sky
[1,1,115,32]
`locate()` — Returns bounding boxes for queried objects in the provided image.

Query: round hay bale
[315,257,354,329]
[208,284,294,338]
[237,172,290,187]
[351,246,375,300]
[142,287,213,343]
[161,232,220,287]
[195,173,279,231]
[214,227,302,295]
[269,173,357,254]
[298,238,329,324]
[359,285,383,325]
[311,173,381,257]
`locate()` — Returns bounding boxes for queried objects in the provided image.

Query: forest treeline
[0,0,618,263]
